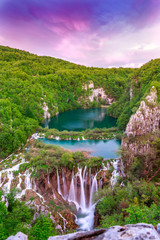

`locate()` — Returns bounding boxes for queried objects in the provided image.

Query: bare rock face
[84,81,114,105]
[43,102,51,119]
[126,86,160,137]
[122,86,160,172]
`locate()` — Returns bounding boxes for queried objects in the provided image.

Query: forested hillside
[0,46,133,158]
[1,46,160,159]
[108,59,160,129]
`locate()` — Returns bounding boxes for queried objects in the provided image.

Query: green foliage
[20,140,104,176]
[125,204,160,225]
[41,126,123,141]
[0,46,133,158]
[0,190,59,240]
[97,195,117,216]
[108,59,160,129]
[29,215,58,240]
[96,181,160,228]
[0,190,34,240]
[101,213,124,228]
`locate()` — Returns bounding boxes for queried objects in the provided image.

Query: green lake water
[41,108,120,158]
[41,138,121,159]
[41,108,117,131]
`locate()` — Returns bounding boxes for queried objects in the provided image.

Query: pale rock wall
[122,86,160,171]
[126,86,160,137]
[43,102,51,119]
[85,81,114,105]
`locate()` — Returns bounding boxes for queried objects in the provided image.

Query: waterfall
[24,170,32,189]
[56,166,101,231]
[89,173,98,208]
[17,173,22,189]
[79,167,86,210]
[62,169,67,200]
[3,171,13,192]
[57,168,62,196]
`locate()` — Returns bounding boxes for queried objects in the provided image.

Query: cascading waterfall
[62,169,67,200]
[56,166,101,231]
[57,168,62,196]
[89,173,98,208]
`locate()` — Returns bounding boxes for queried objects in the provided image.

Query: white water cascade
[56,167,101,231]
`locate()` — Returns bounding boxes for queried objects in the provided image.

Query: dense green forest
[0,45,160,159]
[107,59,160,129]
[0,46,133,158]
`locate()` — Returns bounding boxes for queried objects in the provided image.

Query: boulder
[6,232,28,240]
[126,86,160,137]
[103,223,160,240]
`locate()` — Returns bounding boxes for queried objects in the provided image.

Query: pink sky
[0,0,160,67]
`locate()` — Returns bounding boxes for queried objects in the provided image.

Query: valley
[0,46,160,239]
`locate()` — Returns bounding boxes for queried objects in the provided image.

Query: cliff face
[84,81,114,105]
[122,87,160,177]
[126,86,160,137]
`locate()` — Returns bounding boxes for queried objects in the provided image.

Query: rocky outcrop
[122,87,160,174]
[43,102,51,119]
[84,81,114,105]
[126,86,160,137]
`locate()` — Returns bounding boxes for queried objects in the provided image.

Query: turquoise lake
[41,108,117,131]
[41,138,121,159]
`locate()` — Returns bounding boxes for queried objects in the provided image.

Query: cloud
[0,0,160,67]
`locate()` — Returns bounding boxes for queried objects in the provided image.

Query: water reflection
[41,108,117,131]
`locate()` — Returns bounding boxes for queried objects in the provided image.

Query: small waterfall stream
[57,167,101,231]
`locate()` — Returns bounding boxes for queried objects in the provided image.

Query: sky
[0,0,160,68]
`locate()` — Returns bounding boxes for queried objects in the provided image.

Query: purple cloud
[0,0,160,67]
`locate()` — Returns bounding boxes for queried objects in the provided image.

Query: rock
[126,86,160,137]
[6,232,28,240]
[6,236,15,240]
[84,81,113,104]
[157,223,160,233]
[48,229,105,240]
[122,86,160,171]
[14,232,28,240]
[43,102,51,119]
[103,223,160,240]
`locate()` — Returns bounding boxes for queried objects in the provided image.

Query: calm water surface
[41,138,121,159]
[41,108,117,131]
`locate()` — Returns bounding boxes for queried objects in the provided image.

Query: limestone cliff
[84,81,114,105]
[43,102,51,119]
[126,86,160,137]
[122,86,160,177]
